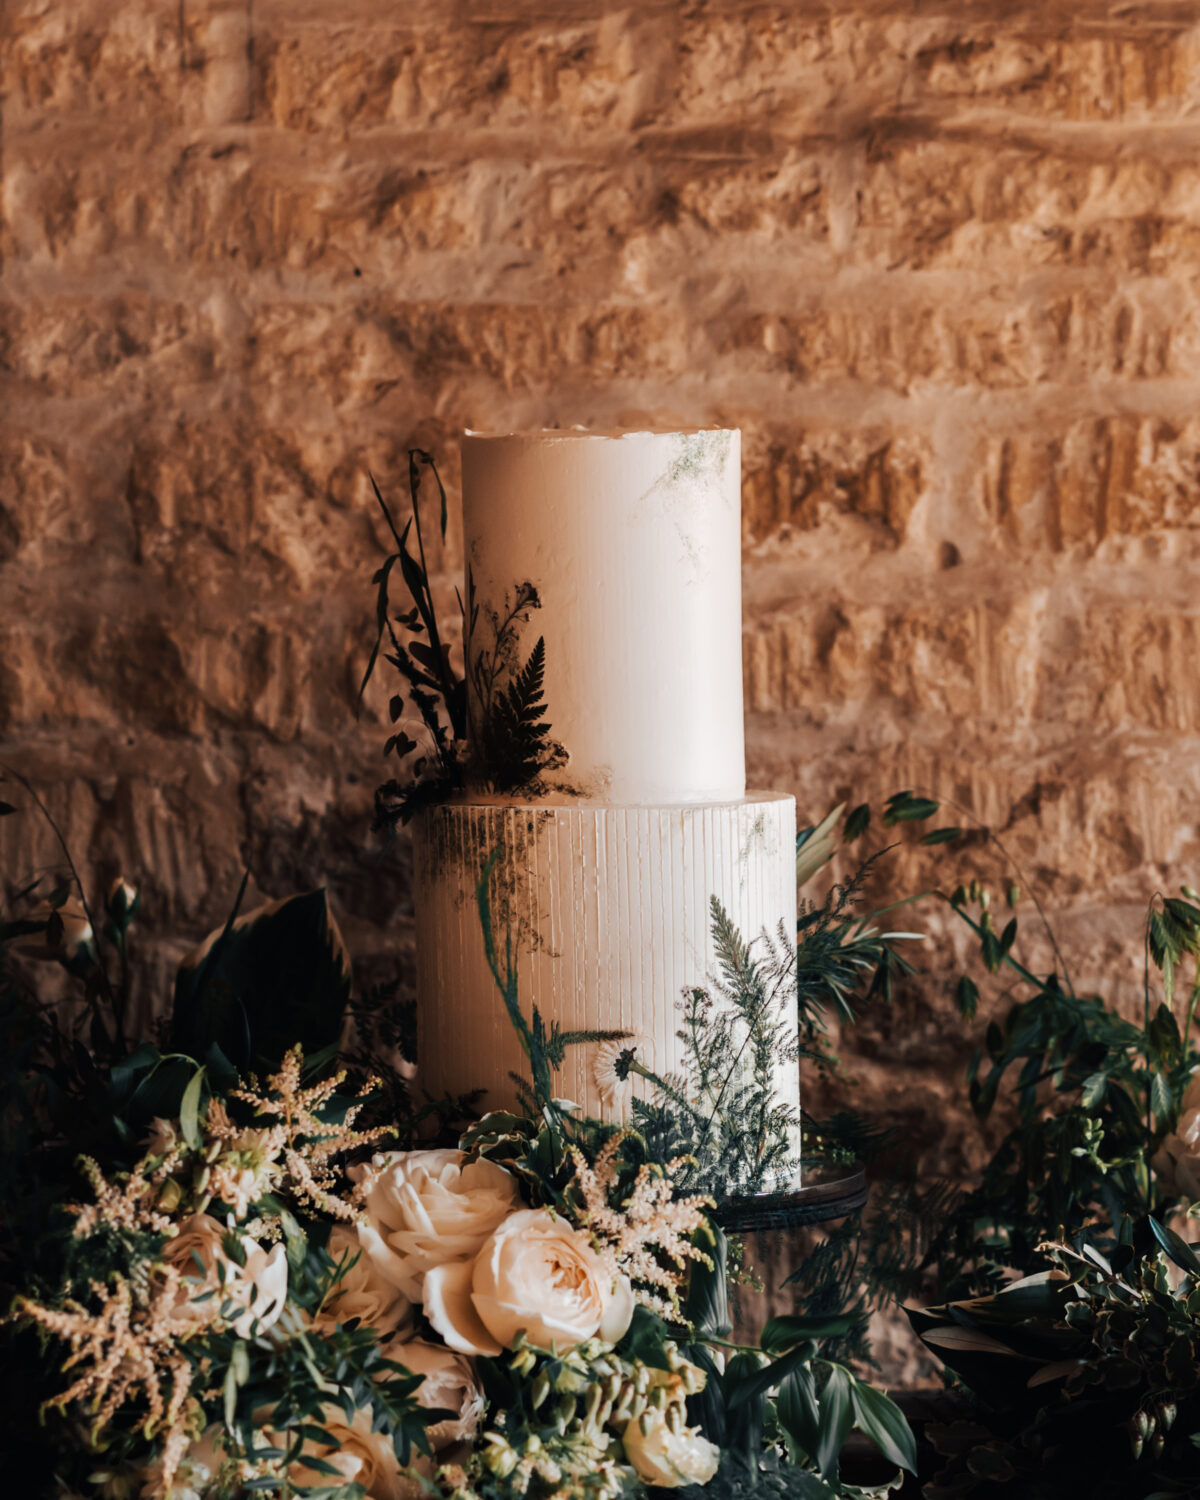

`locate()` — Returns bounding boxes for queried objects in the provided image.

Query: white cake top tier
[460,428,746,804]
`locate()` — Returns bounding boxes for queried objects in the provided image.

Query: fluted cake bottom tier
[411,794,799,1149]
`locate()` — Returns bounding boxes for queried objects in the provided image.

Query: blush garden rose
[163,1212,288,1340]
[423,1207,634,1356]
[622,1407,721,1488]
[350,1148,522,1302]
[381,1336,485,1448]
[284,1404,425,1500]
[313,1224,414,1338]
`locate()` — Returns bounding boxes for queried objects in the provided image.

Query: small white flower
[622,1407,721,1488]
[593,1037,645,1110]
[107,877,140,923]
[15,900,94,961]
[143,1117,180,1158]
[139,1426,223,1499]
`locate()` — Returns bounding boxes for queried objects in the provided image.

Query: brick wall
[5,1,1200,1191]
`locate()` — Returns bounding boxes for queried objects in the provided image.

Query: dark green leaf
[617,1305,674,1371]
[171,889,351,1076]
[223,1360,238,1429]
[843,803,870,842]
[956,975,979,1021]
[921,826,962,845]
[725,1343,822,1411]
[721,1352,767,1463]
[761,1313,864,1355]
[684,1225,730,1340]
[883,794,940,826]
[815,1365,854,1479]
[777,1367,821,1461]
[850,1377,917,1473]
[1149,1216,1200,1276]
[1151,1070,1173,1125]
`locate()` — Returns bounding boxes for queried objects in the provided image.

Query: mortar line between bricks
[6,376,1200,435]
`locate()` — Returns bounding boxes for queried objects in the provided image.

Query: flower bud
[534,1456,562,1485]
[158,1178,183,1213]
[106,877,140,927]
[482,1435,518,1479]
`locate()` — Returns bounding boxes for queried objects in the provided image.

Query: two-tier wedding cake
[411,429,799,1143]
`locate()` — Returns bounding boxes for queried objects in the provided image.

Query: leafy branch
[362,453,566,826]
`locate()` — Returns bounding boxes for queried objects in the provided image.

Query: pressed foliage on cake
[361,450,566,829]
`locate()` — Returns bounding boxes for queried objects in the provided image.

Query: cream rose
[381,1336,484,1448]
[286,1404,428,1500]
[314,1225,413,1338]
[424,1207,634,1356]
[1153,1073,1200,1200]
[163,1212,287,1339]
[622,1408,721,1488]
[143,1117,181,1158]
[350,1149,521,1301]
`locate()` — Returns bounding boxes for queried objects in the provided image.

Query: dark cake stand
[715,1159,868,1232]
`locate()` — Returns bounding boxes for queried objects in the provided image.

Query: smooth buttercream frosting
[460,429,745,805]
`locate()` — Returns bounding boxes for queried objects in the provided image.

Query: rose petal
[601,1272,635,1344]
[424,1261,501,1356]
[357,1221,417,1296]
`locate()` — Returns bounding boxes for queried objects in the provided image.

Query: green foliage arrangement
[361,453,564,830]
[783,790,1200,1497]
[0,776,918,1500]
[910,1225,1200,1498]
[624,902,801,1201]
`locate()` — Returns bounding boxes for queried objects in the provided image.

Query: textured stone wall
[5,1,1200,1204]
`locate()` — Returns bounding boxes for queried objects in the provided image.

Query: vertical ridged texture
[412,794,798,1133]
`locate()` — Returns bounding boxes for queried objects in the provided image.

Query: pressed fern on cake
[475,634,560,792]
[360,452,568,825]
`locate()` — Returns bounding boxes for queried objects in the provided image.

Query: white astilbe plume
[568,1135,713,1319]
[12,1265,210,1491]
[229,1046,393,1222]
